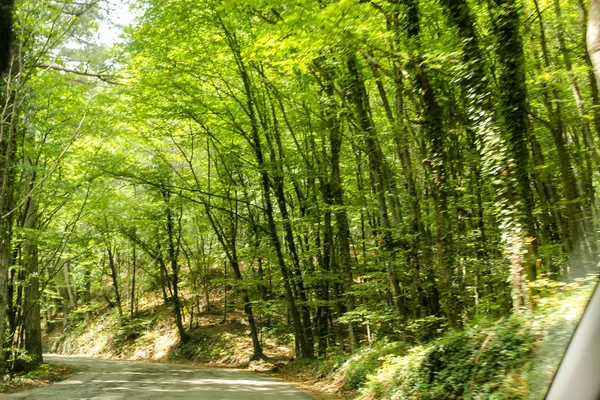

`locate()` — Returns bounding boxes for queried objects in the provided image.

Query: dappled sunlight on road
[5,355,316,399]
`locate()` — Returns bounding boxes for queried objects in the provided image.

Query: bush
[358,317,538,399]
[24,363,53,380]
[114,317,153,342]
[421,318,534,399]
[346,356,380,390]
[359,278,596,400]
[343,341,407,390]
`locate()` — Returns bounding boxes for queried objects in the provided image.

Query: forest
[1,0,600,398]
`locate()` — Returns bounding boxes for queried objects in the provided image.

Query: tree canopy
[0,0,599,384]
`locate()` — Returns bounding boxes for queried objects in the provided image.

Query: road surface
[4,355,318,399]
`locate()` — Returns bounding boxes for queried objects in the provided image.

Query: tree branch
[37,63,121,84]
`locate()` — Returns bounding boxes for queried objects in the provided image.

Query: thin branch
[37,63,121,84]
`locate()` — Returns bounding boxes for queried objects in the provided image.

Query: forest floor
[44,301,293,366]
[0,363,72,395]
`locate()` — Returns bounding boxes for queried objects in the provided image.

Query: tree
[0,0,13,74]
[0,0,594,368]
[589,0,600,85]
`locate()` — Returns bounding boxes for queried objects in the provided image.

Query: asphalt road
[4,355,318,400]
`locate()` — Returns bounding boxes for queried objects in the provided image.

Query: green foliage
[0,363,72,394]
[356,319,536,399]
[115,318,154,342]
[4,0,600,396]
[405,316,446,343]
[23,363,53,380]
[343,342,407,390]
[357,281,595,399]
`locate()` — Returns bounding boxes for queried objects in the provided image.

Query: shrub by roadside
[271,278,596,400]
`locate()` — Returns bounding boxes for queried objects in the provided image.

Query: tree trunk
[106,244,122,317]
[492,0,543,289]
[216,15,313,358]
[554,0,599,269]
[319,61,359,351]
[0,0,14,75]
[531,0,585,276]
[403,0,459,327]
[346,55,406,319]
[130,243,136,319]
[588,0,600,88]
[22,197,42,371]
[0,49,16,378]
[230,256,264,360]
[202,189,264,359]
[63,259,76,311]
[163,191,189,343]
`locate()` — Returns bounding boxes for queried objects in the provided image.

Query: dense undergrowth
[275,278,597,400]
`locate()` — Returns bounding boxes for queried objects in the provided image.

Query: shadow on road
[4,355,317,399]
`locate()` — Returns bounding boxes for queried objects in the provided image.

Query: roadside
[0,363,72,396]
[32,278,595,400]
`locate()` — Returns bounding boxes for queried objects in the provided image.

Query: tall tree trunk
[531,0,585,276]
[263,104,315,357]
[163,191,189,343]
[22,197,42,371]
[217,16,312,358]
[439,0,541,315]
[273,180,315,355]
[368,47,436,318]
[0,130,15,379]
[489,0,542,307]
[554,0,599,269]
[346,55,406,319]
[588,0,600,87]
[403,0,460,327]
[130,243,136,319]
[202,174,264,359]
[106,244,122,317]
[0,31,16,376]
[318,61,359,351]
[317,206,331,357]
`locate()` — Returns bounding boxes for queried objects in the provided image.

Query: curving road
[4,355,318,399]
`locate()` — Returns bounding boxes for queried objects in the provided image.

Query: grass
[0,363,72,394]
